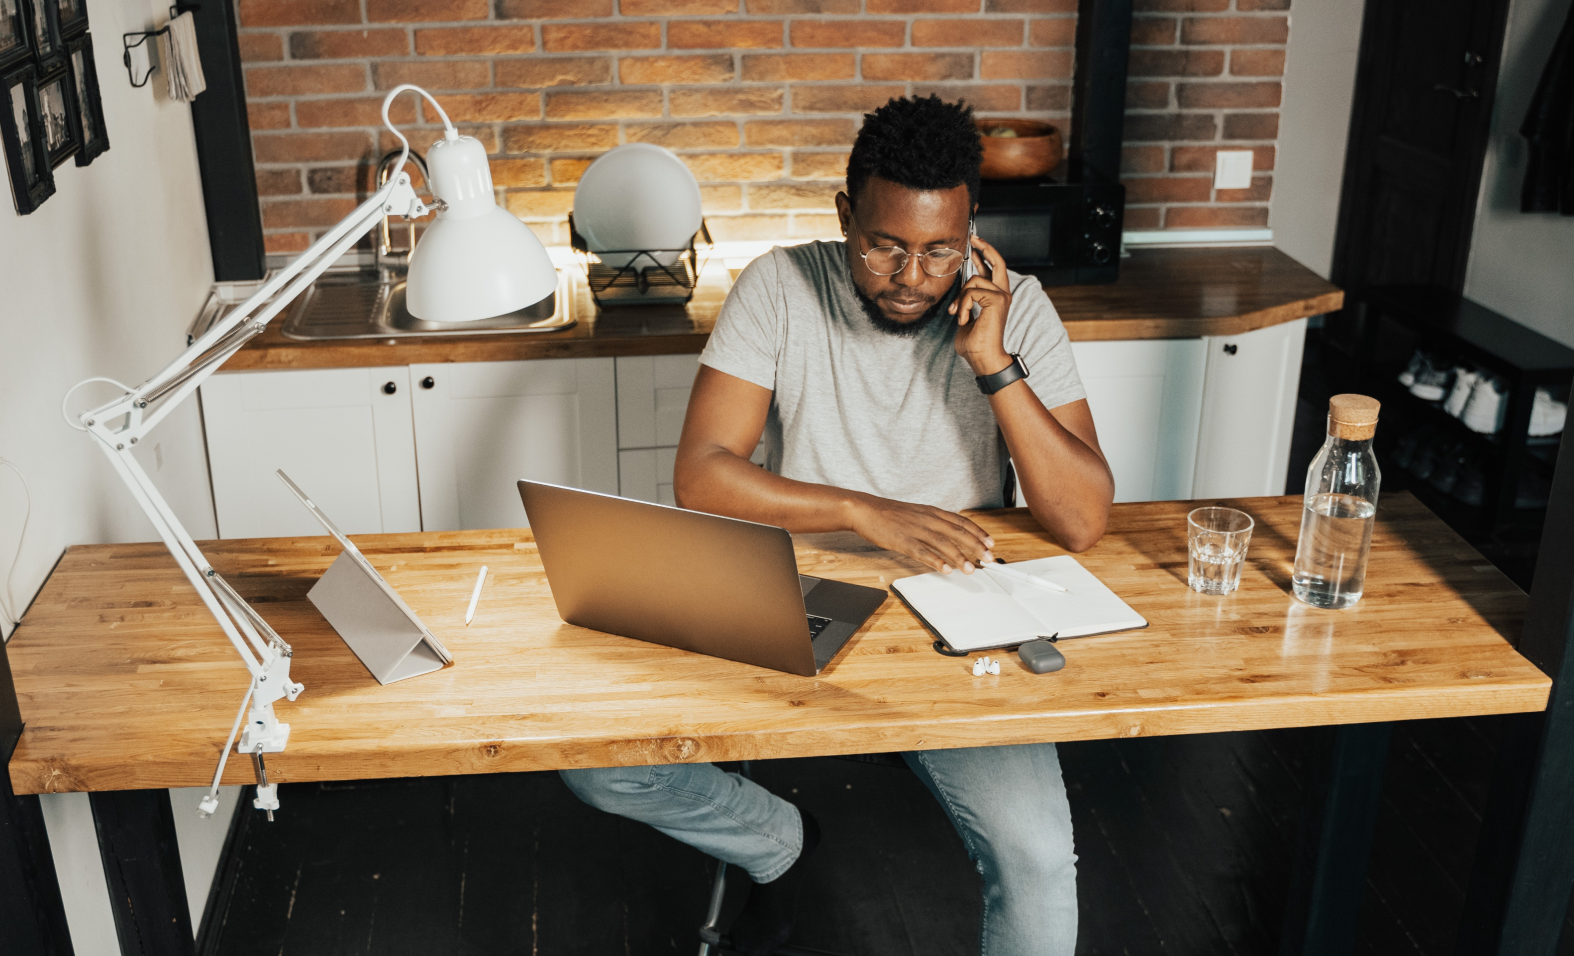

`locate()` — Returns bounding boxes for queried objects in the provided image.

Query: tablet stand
[309,552,446,685]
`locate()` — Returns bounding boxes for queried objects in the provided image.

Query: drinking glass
[1187,507,1253,595]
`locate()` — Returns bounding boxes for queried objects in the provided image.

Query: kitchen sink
[280,268,575,340]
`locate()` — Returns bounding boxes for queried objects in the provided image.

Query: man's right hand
[846,494,995,574]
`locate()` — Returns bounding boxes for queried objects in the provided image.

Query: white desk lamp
[61,85,555,818]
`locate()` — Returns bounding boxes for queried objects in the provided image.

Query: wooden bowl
[977,119,1062,180]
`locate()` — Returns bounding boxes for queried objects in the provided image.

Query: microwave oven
[974,168,1125,286]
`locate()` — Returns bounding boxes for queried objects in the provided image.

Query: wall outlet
[1214,150,1254,190]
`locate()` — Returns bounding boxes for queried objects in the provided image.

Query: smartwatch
[975,354,1029,395]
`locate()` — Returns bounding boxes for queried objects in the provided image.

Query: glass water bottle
[1292,394,1382,609]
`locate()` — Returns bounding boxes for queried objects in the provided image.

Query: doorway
[1329,0,1514,292]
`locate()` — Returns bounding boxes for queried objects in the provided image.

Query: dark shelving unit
[1323,286,1573,538]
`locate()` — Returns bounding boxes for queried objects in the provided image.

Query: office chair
[695,755,910,956]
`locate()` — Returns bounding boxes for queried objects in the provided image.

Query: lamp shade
[405,133,556,322]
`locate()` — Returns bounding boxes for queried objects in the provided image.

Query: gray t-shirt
[700,240,1086,513]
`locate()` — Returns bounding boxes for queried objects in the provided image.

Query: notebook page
[891,570,1047,652]
[992,555,1147,638]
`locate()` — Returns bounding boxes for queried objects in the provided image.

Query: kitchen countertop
[218,246,1342,372]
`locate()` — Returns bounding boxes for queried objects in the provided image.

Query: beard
[852,276,960,338]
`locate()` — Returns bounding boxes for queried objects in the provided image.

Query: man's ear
[834,191,852,236]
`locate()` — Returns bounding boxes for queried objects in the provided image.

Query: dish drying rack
[568,215,713,308]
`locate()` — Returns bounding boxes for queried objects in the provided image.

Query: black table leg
[1279,720,1393,956]
[90,788,196,956]
[1,635,74,956]
[1454,427,1574,956]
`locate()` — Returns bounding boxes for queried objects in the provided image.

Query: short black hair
[846,95,983,207]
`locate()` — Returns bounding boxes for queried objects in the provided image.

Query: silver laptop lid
[518,480,818,676]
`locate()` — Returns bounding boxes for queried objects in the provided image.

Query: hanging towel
[156,11,206,103]
[1521,0,1574,213]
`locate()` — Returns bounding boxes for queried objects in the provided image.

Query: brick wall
[234,0,1288,254]
[1122,0,1285,230]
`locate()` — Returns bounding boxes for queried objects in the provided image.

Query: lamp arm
[69,179,425,750]
[136,199,395,436]
[72,173,425,654]
[92,177,425,425]
[63,87,445,816]
[124,84,447,415]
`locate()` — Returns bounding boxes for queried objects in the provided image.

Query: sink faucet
[374,149,432,279]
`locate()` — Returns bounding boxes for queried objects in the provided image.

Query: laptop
[517,481,888,677]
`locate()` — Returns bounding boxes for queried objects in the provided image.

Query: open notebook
[891,555,1147,653]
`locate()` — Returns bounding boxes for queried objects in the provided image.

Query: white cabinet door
[1069,338,1207,503]
[1193,318,1307,498]
[201,367,421,538]
[615,354,701,450]
[615,354,695,503]
[619,447,679,505]
[614,354,766,503]
[411,358,618,531]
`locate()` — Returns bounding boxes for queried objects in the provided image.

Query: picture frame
[54,0,84,38]
[21,0,59,71]
[0,0,28,70]
[65,33,100,164]
[35,63,76,167]
[1,62,55,213]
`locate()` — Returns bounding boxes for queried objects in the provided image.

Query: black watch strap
[976,354,1029,395]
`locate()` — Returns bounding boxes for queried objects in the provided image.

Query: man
[561,95,1114,956]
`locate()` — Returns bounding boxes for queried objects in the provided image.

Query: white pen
[982,560,1070,594]
[465,565,488,625]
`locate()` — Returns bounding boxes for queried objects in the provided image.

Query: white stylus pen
[982,560,1070,594]
[465,565,488,625]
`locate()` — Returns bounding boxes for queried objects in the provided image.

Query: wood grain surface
[217,247,1342,371]
[7,493,1536,795]
[1051,246,1344,341]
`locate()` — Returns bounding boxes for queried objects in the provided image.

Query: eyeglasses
[849,213,969,277]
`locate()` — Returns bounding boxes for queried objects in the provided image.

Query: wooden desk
[6,493,1546,795]
[0,492,1550,956]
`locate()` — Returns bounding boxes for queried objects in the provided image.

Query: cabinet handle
[382,381,398,394]
[421,376,436,389]
[1433,82,1480,100]
[1223,344,1238,355]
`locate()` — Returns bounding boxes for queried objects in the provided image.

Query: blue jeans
[560,742,1078,955]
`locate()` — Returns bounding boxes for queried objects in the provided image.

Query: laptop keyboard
[807,614,835,641]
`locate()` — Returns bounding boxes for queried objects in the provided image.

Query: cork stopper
[1328,393,1380,441]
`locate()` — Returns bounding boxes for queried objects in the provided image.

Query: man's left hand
[949,233,1013,378]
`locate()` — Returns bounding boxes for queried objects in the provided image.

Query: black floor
[203,718,1574,956]
[204,324,1568,955]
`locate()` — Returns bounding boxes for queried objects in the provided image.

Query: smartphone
[962,219,982,321]
[962,218,977,282]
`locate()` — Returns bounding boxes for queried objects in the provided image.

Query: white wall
[1464,0,1574,347]
[2,0,229,951]
[0,0,217,642]
[1269,0,1367,279]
